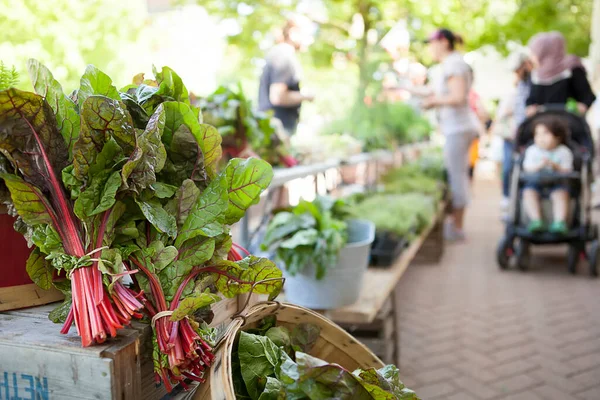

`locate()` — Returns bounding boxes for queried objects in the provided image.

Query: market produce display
[198,84,297,168]
[323,102,432,151]
[0,60,283,390]
[261,196,349,280]
[291,132,363,164]
[232,316,420,400]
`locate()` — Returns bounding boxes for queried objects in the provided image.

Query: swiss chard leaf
[122,104,167,193]
[265,326,292,355]
[74,96,136,180]
[136,199,177,238]
[238,331,283,400]
[177,236,215,267]
[262,213,316,249]
[26,248,53,290]
[27,59,80,153]
[198,123,222,179]
[30,225,64,255]
[175,174,228,247]
[78,65,121,107]
[152,182,178,199]
[290,324,321,354]
[209,256,283,299]
[170,292,221,321]
[258,377,286,400]
[164,179,200,229]
[295,352,372,400]
[74,170,121,219]
[223,158,273,225]
[145,240,178,272]
[153,66,190,104]
[0,174,54,226]
[0,89,70,192]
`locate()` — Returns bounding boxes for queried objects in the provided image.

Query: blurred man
[258,18,314,135]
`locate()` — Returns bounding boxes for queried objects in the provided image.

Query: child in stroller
[497,108,598,276]
[522,115,573,234]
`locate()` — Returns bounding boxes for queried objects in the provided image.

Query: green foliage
[199,84,293,167]
[0,62,19,90]
[262,196,348,280]
[233,318,419,400]
[323,102,432,151]
[1,0,146,91]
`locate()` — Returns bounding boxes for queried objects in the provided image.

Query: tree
[200,0,592,109]
[0,0,147,91]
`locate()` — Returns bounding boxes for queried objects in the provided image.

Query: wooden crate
[0,294,251,400]
[336,298,398,365]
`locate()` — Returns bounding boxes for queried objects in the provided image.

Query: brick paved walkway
[396,176,600,400]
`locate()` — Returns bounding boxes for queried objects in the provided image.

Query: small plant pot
[370,231,408,267]
[283,219,375,309]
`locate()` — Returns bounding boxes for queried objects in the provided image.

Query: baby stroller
[496,107,598,276]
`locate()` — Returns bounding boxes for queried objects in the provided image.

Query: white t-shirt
[523,144,573,172]
[432,52,480,136]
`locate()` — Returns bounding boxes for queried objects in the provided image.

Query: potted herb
[262,196,375,309]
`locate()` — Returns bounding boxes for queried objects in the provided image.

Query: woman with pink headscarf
[526,31,595,115]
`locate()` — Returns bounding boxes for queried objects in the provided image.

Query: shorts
[523,183,570,197]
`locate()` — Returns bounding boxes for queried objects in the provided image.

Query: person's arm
[269,83,313,107]
[551,146,574,173]
[525,84,540,116]
[570,67,596,113]
[422,75,467,109]
[523,147,546,172]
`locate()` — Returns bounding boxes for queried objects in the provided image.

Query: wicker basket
[194,302,384,399]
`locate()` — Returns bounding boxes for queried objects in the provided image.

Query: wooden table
[322,202,446,363]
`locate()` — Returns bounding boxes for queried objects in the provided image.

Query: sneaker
[527,220,544,233]
[549,221,568,235]
[444,221,466,242]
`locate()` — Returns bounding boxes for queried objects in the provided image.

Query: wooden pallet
[0,294,254,400]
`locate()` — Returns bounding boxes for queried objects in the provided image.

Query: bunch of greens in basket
[198,84,297,168]
[232,317,420,400]
[350,193,436,240]
[261,196,349,280]
[0,60,284,390]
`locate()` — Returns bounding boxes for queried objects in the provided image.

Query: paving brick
[491,374,542,395]
[453,376,500,399]
[413,381,457,399]
[533,385,578,400]
[492,358,539,379]
[395,178,600,400]
[577,386,600,400]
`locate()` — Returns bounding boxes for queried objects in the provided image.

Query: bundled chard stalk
[114,69,284,388]
[0,60,148,345]
[0,57,284,388]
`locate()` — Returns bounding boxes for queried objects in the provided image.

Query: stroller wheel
[587,240,599,277]
[497,237,512,270]
[567,245,579,275]
[515,240,530,271]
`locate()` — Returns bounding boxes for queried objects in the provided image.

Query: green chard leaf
[170,292,221,321]
[164,179,200,229]
[160,101,207,187]
[0,89,70,190]
[177,236,215,267]
[212,234,233,261]
[146,240,178,272]
[291,324,321,354]
[224,158,273,225]
[238,331,283,400]
[152,182,178,199]
[27,59,80,153]
[73,96,136,180]
[102,201,127,246]
[136,199,177,238]
[153,66,190,104]
[0,174,54,226]
[198,123,222,179]
[97,248,122,276]
[78,65,121,107]
[295,352,372,400]
[30,225,63,254]
[265,326,292,355]
[48,295,72,324]
[257,377,286,400]
[175,174,228,247]
[26,248,53,290]
[122,104,167,193]
[74,170,121,219]
[262,213,316,249]
[209,256,283,300]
